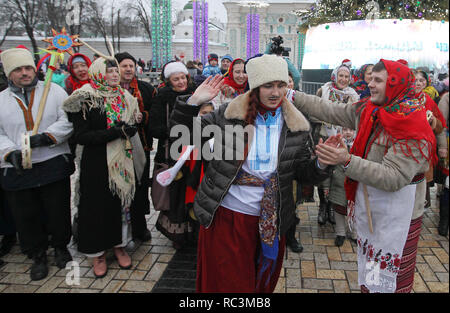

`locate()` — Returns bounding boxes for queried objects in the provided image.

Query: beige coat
[292,91,430,220]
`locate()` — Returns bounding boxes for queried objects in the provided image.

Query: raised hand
[188,75,224,105]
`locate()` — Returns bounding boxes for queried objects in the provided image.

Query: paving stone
[61,277,94,289]
[52,288,70,293]
[286,288,317,293]
[339,241,354,253]
[326,247,342,261]
[345,271,360,290]
[436,272,449,283]
[314,253,330,269]
[424,255,447,272]
[432,248,449,264]
[1,273,31,284]
[316,269,346,280]
[136,253,158,271]
[330,261,357,271]
[0,262,31,273]
[69,288,101,293]
[302,278,333,290]
[114,269,133,280]
[286,269,301,288]
[341,253,357,262]
[36,277,65,293]
[283,259,300,269]
[413,272,429,293]
[1,254,28,263]
[333,280,350,293]
[274,277,285,293]
[150,246,176,254]
[122,280,155,292]
[418,240,441,248]
[157,254,174,263]
[0,284,7,292]
[145,262,168,282]
[298,252,314,261]
[2,284,39,293]
[426,282,449,293]
[129,270,148,280]
[89,269,118,289]
[102,280,126,293]
[301,260,316,278]
[416,263,439,282]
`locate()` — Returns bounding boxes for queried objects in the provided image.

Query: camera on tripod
[269,35,291,57]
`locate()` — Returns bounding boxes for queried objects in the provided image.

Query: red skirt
[361,215,423,293]
[196,206,286,293]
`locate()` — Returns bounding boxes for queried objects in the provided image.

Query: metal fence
[137,72,161,87]
[300,81,323,95]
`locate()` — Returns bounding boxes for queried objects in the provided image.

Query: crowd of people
[0,43,448,294]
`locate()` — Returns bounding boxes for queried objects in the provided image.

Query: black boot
[317,188,328,225]
[55,247,73,269]
[30,250,48,281]
[328,203,336,225]
[438,188,449,237]
[286,222,303,253]
[135,229,152,242]
[0,258,4,268]
[335,236,345,247]
[0,234,17,257]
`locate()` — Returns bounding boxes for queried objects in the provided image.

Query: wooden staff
[363,184,374,233]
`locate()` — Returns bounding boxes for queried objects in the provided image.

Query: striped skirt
[361,215,423,293]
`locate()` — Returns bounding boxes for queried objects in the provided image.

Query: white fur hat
[246,54,289,90]
[164,62,188,80]
[0,48,36,78]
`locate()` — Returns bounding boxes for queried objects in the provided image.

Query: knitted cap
[163,62,188,80]
[245,54,289,90]
[208,53,218,62]
[0,47,36,78]
[221,54,233,62]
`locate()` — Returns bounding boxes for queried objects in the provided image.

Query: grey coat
[170,91,331,235]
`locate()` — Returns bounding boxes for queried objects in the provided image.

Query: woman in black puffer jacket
[169,55,343,293]
[148,61,196,249]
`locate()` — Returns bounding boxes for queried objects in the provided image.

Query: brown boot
[93,253,107,278]
[113,247,132,269]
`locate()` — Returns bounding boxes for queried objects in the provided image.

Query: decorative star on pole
[42,27,82,55]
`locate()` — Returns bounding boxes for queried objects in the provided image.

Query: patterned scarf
[352,64,373,99]
[345,59,436,212]
[64,62,139,208]
[223,58,247,95]
[233,170,280,288]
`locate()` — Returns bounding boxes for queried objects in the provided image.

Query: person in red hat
[65,53,92,95]
[292,59,436,293]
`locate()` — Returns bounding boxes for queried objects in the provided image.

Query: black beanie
[115,52,137,65]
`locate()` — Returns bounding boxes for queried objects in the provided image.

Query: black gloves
[30,133,54,148]
[5,150,24,175]
[114,121,137,139]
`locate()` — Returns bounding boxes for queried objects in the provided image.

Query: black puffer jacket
[170,92,331,235]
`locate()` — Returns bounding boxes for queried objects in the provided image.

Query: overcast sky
[173,0,228,23]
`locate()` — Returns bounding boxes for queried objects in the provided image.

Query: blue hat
[221,54,233,62]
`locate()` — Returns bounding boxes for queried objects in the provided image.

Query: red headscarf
[223,58,247,95]
[65,53,92,95]
[345,59,436,204]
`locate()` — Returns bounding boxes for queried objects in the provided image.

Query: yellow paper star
[42,27,82,56]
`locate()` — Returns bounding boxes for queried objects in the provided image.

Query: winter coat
[169,92,331,235]
[292,91,430,220]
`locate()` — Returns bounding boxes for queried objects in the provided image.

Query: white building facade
[223,0,314,68]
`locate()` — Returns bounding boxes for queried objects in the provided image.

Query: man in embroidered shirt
[0,47,74,281]
[291,59,435,293]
